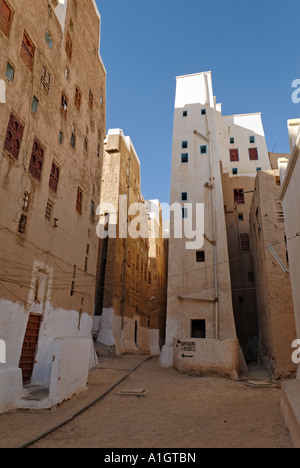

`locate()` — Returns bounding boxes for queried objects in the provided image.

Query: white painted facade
[160,71,270,374]
[280,120,300,344]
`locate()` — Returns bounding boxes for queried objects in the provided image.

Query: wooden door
[19,314,41,384]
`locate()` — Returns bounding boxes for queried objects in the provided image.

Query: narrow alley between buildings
[0,356,291,449]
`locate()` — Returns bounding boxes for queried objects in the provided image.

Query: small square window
[183,111,188,117]
[196,251,205,263]
[257,167,262,173]
[232,168,238,175]
[181,192,188,201]
[201,109,206,115]
[200,145,207,154]
[191,320,206,339]
[31,96,39,115]
[181,153,189,164]
[182,141,188,149]
[5,61,14,81]
[249,136,255,144]
[248,272,255,282]
[238,213,244,222]
[230,137,235,144]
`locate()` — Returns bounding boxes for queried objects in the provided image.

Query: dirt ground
[0,356,292,449]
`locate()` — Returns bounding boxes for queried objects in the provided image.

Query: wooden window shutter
[65,32,72,59]
[29,137,45,181]
[230,149,239,162]
[249,148,258,160]
[49,161,60,192]
[4,112,25,160]
[0,0,13,36]
[240,234,250,251]
[76,187,83,214]
[20,31,35,71]
[75,87,82,111]
[234,189,245,205]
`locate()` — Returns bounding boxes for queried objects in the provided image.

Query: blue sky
[96,0,300,207]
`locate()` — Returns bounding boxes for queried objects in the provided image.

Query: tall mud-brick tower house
[0,0,106,411]
[160,72,271,377]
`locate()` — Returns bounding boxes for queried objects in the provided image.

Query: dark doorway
[19,314,42,383]
[191,320,206,339]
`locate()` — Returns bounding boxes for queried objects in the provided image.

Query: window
[248,272,255,282]
[182,207,188,219]
[90,200,95,221]
[233,188,245,205]
[249,148,258,161]
[0,0,13,37]
[240,234,250,251]
[41,66,50,94]
[18,214,27,235]
[200,145,207,154]
[65,32,72,59]
[183,110,187,117]
[76,187,83,214]
[249,136,255,144]
[181,153,189,164]
[5,61,14,81]
[182,141,188,149]
[191,320,206,339]
[4,112,25,160]
[61,92,68,118]
[83,136,88,155]
[20,31,35,72]
[74,86,82,111]
[256,167,262,173]
[232,168,238,175]
[230,149,239,162]
[23,192,30,212]
[181,192,188,201]
[196,251,205,263]
[31,95,39,115]
[59,131,63,144]
[71,125,76,148]
[201,109,206,115]
[89,90,93,109]
[238,213,244,222]
[29,137,45,182]
[45,31,53,49]
[45,200,53,221]
[49,161,60,192]
[230,137,235,144]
